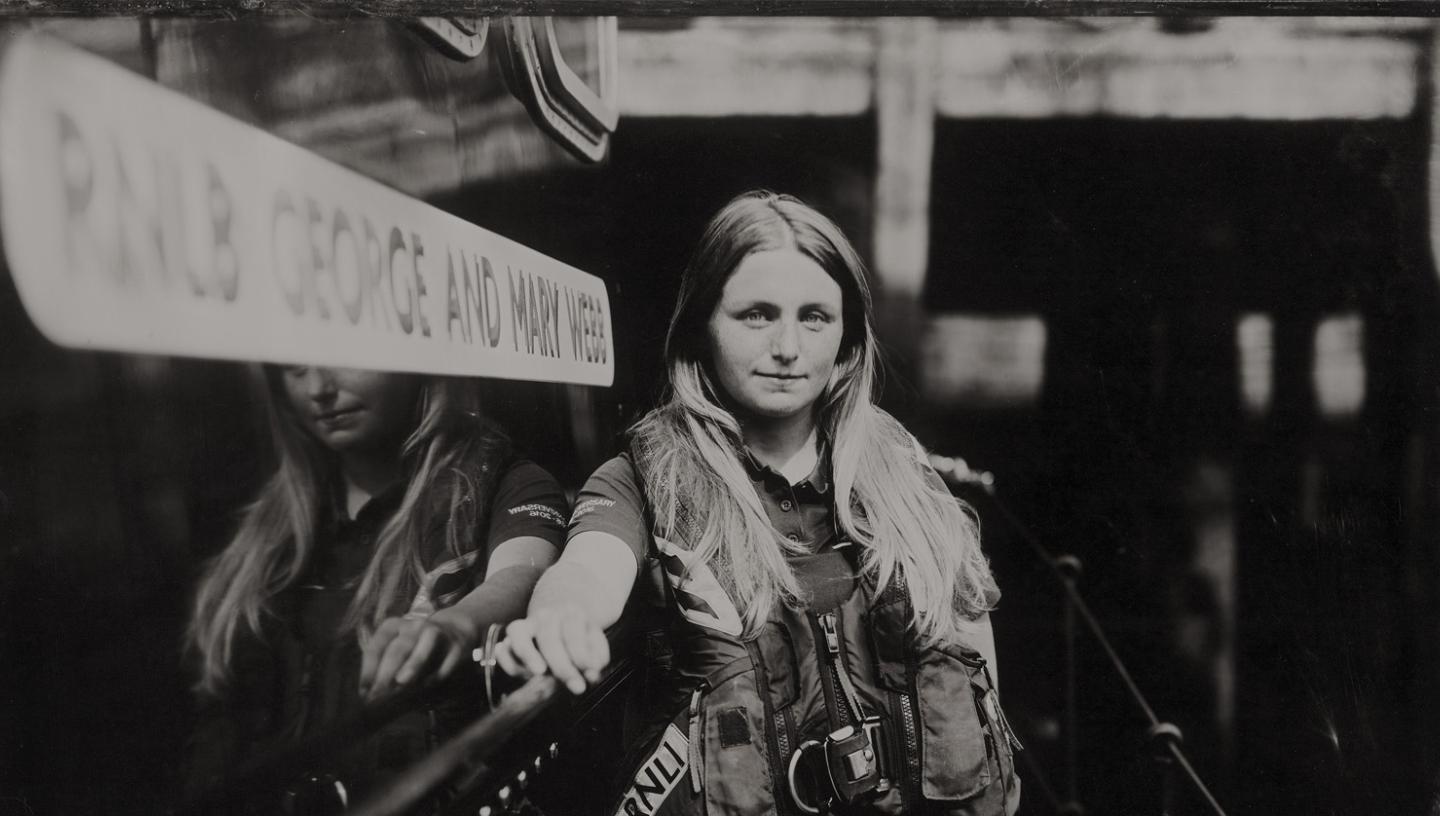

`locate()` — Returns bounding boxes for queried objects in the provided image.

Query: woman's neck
[339,450,402,517]
[742,415,819,484]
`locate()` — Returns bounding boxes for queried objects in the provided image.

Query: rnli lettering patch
[615,724,689,816]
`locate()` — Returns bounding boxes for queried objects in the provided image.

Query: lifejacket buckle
[861,715,893,793]
[822,723,883,805]
[786,739,825,815]
[787,721,890,814]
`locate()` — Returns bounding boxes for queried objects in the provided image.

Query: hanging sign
[0,35,613,386]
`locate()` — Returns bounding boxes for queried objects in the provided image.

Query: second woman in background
[187,368,568,812]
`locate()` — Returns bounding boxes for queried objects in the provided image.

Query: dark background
[4,17,1440,816]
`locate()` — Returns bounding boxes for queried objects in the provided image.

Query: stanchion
[1053,554,1085,816]
[927,453,1230,816]
[1148,722,1184,816]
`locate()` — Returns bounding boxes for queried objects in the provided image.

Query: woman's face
[706,248,845,428]
[280,367,420,454]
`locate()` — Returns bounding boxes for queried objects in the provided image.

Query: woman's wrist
[428,605,481,649]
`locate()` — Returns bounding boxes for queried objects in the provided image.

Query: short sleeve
[568,454,649,568]
[484,459,569,553]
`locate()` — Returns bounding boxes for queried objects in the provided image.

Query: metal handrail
[174,669,472,816]
[175,627,637,816]
[931,455,1230,816]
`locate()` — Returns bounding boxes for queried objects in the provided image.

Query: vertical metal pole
[1054,555,1084,816]
[1148,723,1184,816]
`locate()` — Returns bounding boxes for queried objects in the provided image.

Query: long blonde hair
[189,369,509,694]
[631,191,998,643]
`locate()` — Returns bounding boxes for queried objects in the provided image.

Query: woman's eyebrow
[724,298,777,310]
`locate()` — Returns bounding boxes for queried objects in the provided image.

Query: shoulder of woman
[589,452,641,485]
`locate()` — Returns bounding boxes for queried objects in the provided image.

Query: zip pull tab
[994,693,1024,753]
[819,613,841,655]
[980,664,1024,752]
[688,683,707,794]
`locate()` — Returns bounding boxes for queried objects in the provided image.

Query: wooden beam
[872,17,936,301]
[935,18,1421,120]
[617,18,1422,122]
[5,1,1440,17]
[618,19,874,117]
[871,18,937,399]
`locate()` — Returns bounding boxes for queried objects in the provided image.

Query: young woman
[186,367,567,810]
[498,192,1021,815]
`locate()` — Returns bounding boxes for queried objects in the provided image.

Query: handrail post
[1053,554,1085,816]
[1148,722,1184,816]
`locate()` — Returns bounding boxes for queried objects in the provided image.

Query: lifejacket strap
[688,683,706,795]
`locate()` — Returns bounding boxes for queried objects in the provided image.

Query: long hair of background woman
[188,370,507,694]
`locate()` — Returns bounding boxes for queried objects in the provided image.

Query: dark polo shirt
[569,449,858,611]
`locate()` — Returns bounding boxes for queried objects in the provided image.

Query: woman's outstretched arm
[360,460,568,699]
[496,531,637,695]
[359,535,559,699]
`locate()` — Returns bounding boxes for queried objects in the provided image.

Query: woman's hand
[494,605,610,695]
[359,608,478,700]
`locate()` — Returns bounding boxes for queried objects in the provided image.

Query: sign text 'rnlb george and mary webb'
[0,36,613,386]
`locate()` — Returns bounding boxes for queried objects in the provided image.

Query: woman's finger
[586,627,611,683]
[368,628,421,699]
[393,624,442,687]
[504,619,549,678]
[560,612,602,681]
[359,619,404,693]
[435,638,466,680]
[534,615,585,695]
[494,639,528,678]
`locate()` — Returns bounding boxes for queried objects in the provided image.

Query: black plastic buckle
[861,715,893,793]
[823,723,882,805]
[787,721,890,814]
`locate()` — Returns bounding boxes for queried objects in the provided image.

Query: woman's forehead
[719,249,840,303]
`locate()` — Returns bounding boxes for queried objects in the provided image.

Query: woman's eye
[801,311,832,326]
[740,310,769,325]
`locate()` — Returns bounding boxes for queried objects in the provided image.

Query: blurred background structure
[2,13,1440,816]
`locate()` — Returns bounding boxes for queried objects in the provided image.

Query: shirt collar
[327,476,406,526]
[739,445,832,496]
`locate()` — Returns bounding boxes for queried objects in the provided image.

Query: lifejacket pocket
[615,656,786,816]
[696,665,782,816]
[914,644,995,801]
[867,593,1018,808]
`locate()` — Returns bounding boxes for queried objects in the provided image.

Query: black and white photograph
[2,7,1439,816]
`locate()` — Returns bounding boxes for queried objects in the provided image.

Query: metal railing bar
[350,674,561,816]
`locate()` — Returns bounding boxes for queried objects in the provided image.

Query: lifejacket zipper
[896,691,921,804]
[813,612,855,728]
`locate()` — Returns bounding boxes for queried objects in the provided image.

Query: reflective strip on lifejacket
[653,536,744,636]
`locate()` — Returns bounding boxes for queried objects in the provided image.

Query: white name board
[0,35,613,386]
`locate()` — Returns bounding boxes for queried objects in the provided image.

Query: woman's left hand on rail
[359,608,477,700]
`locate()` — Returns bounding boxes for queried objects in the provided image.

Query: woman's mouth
[316,408,361,423]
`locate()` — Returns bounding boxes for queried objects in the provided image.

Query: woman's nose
[769,320,800,362]
[302,367,338,400]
